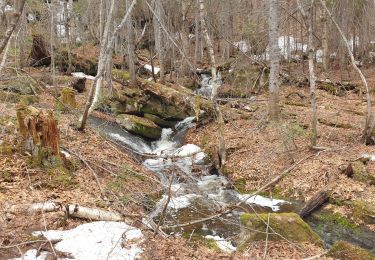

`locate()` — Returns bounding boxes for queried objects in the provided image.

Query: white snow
[205,235,236,253]
[362,153,375,161]
[15,222,143,260]
[71,72,95,80]
[166,194,200,209]
[10,249,49,260]
[238,194,289,211]
[61,150,71,158]
[144,64,160,75]
[173,144,201,157]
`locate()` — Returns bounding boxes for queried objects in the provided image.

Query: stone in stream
[328,241,375,260]
[116,114,162,140]
[239,213,323,246]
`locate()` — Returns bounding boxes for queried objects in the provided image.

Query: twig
[262,213,270,260]
[154,173,174,237]
[0,240,53,249]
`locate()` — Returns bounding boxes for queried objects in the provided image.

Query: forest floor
[1,62,375,259]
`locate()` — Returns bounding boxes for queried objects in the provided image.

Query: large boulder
[116,114,162,140]
[239,213,323,246]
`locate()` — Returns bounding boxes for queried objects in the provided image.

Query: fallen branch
[65,205,123,221]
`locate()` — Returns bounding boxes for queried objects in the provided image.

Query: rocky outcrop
[239,213,322,246]
[116,114,162,140]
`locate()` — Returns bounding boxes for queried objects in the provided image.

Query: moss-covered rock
[239,213,323,246]
[116,114,162,140]
[328,241,374,260]
[0,79,35,95]
[348,200,375,225]
[144,113,178,128]
[350,161,375,185]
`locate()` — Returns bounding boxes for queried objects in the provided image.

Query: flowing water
[89,116,375,252]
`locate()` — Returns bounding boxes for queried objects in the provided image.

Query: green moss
[350,161,375,185]
[144,113,177,128]
[0,143,14,155]
[319,82,337,94]
[112,69,130,82]
[19,95,39,105]
[181,232,219,251]
[328,241,375,260]
[233,178,250,194]
[116,114,162,140]
[1,171,14,182]
[348,200,375,225]
[46,167,75,188]
[313,212,358,229]
[240,213,323,246]
[0,91,21,103]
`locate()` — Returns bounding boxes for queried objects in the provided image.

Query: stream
[89,115,375,253]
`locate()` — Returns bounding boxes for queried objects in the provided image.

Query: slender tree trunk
[268,0,280,120]
[64,1,73,74]
[79,0,137,131]
[321,9,329,72]
[320,0,373,143]
[0,0,26,56]
[297,0,318,147]
[50,0,56,87]
[126,0,137,86]
[153,0,166,84]
[199,0,226,173]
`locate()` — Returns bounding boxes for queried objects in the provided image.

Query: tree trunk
[126,0,137,86]
[297,0,318,147]
[319,0,373,144]
[17,106,60,165]
[199,0,226,173]
[79,0,137,131]
[0,0,26,56]
[268,0,280,121]
[321,5,329,72]
[153,0,166,84]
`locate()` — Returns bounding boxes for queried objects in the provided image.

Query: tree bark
[0,0,26,56]
[79,0,137,131]
[126,0,137,86]
[297,0,318,147]
[153,0,166,84]
[268,0,280,121]
[199,0,226,173]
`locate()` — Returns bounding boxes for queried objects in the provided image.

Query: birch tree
[297,0,317,146]
[0,0,26,56]
[79,0,137,131]
[268,0,280,121]
[199,0,226,173]
[153,0,166,84]
[126,0,137,86]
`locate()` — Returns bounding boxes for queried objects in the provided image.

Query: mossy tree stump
[60,87,77,109]
[17,105,60,166]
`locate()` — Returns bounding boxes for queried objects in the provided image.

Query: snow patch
[18,221,144,260]
[144,64,160,75]
[205,235,236,253]
[238,194,289,211]
[166,194,200,210]
[71,72,95,80]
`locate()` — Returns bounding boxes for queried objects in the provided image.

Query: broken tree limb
[65,205,123,221]
[299,188,331,218]
[7,202,62,214]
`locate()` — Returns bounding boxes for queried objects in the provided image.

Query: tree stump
[60,87,77,108]
[28,34,50,66]
[17,105,60,165]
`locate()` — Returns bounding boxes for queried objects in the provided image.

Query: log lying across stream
[299,188,331,218]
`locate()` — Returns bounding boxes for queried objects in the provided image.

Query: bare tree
[79,0,137,131]
[199,0,226,173]
[297,0,317,146]
[320,0,374,144]
[126,0,137,86]
[0,0,26,56]
[268,0,280,121]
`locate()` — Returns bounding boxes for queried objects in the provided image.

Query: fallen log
[299,189,331,218]
[65,205,123,221]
